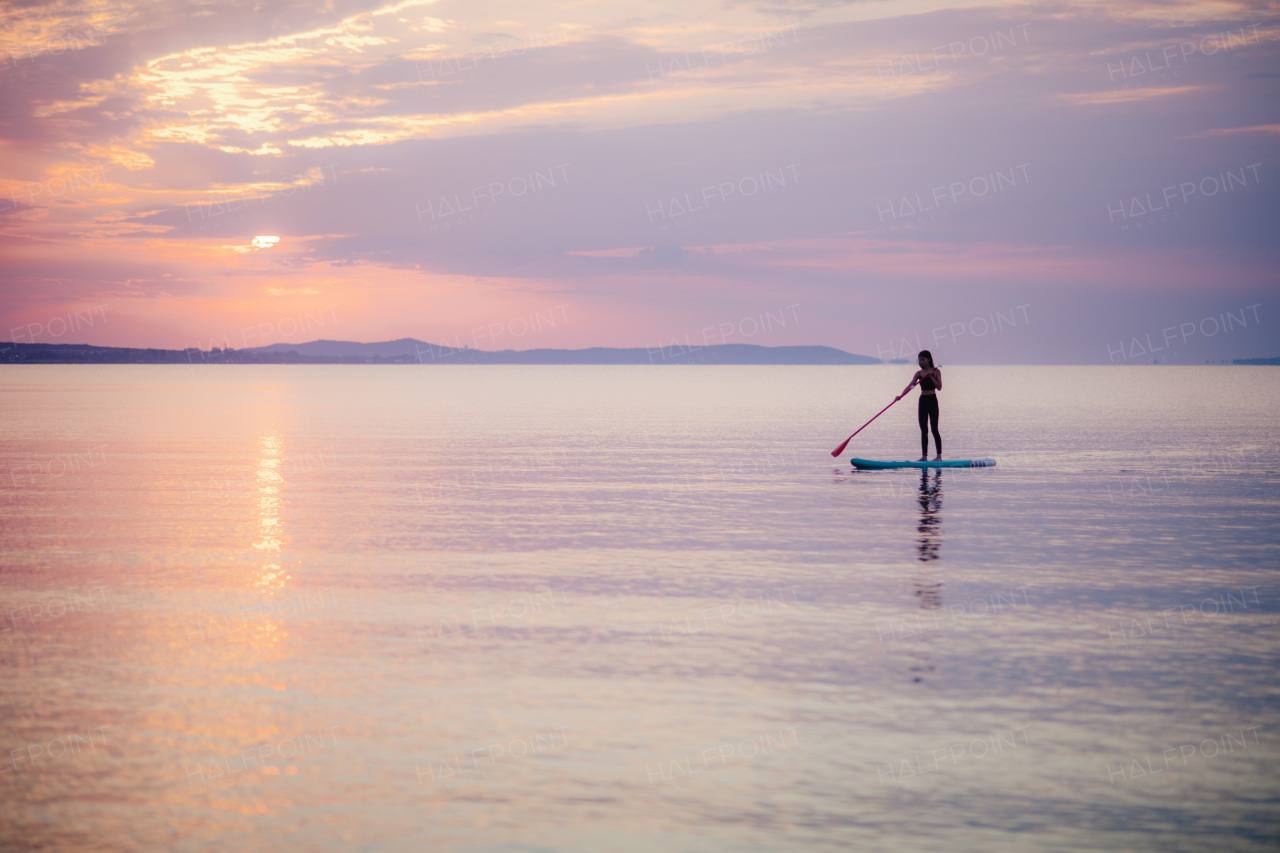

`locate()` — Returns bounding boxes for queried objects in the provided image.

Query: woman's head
[917,350,935,369]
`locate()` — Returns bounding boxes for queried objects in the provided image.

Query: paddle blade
[830,437,851,457]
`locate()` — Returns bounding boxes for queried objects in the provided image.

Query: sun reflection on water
[249,433,291,654]
[252,434,290,590]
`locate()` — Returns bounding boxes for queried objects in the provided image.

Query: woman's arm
[932,368,941,391]
[899,370,920,398]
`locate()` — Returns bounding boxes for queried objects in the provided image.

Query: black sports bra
[920,372,938,391]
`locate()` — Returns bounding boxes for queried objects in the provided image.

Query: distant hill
[247,338,425,358]
[1,340,880,365]
[1233,357,1280,365]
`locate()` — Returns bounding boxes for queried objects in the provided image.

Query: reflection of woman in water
[916,469,942,564]
[899,350,942,461]
[909,469,943,683]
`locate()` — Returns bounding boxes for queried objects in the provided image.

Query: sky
[0,0,1277,364]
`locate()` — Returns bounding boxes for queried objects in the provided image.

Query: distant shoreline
[0,340,879,366]
[1,341,1274,365]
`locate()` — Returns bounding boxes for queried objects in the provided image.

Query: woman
[899,350,942,461]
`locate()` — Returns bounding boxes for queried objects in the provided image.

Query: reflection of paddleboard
[851,458,996,470]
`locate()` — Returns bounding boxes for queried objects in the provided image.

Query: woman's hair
[918,350,935,368]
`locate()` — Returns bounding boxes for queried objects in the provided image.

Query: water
[1,365,1277,852]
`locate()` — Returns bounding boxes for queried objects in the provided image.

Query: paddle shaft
[831,394,903,457]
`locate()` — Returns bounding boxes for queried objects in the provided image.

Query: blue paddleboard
[850,458,996,470]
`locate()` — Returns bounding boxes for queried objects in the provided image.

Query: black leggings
[918,394,941,457]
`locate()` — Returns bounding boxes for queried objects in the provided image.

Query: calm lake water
[1,365,1278,852]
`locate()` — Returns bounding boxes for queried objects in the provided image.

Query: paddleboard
[850,458,996,470]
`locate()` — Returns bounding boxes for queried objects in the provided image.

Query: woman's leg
[918,396,929,458]
[927,397,942,457]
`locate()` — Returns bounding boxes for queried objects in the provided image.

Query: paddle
[830,394,903,457]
